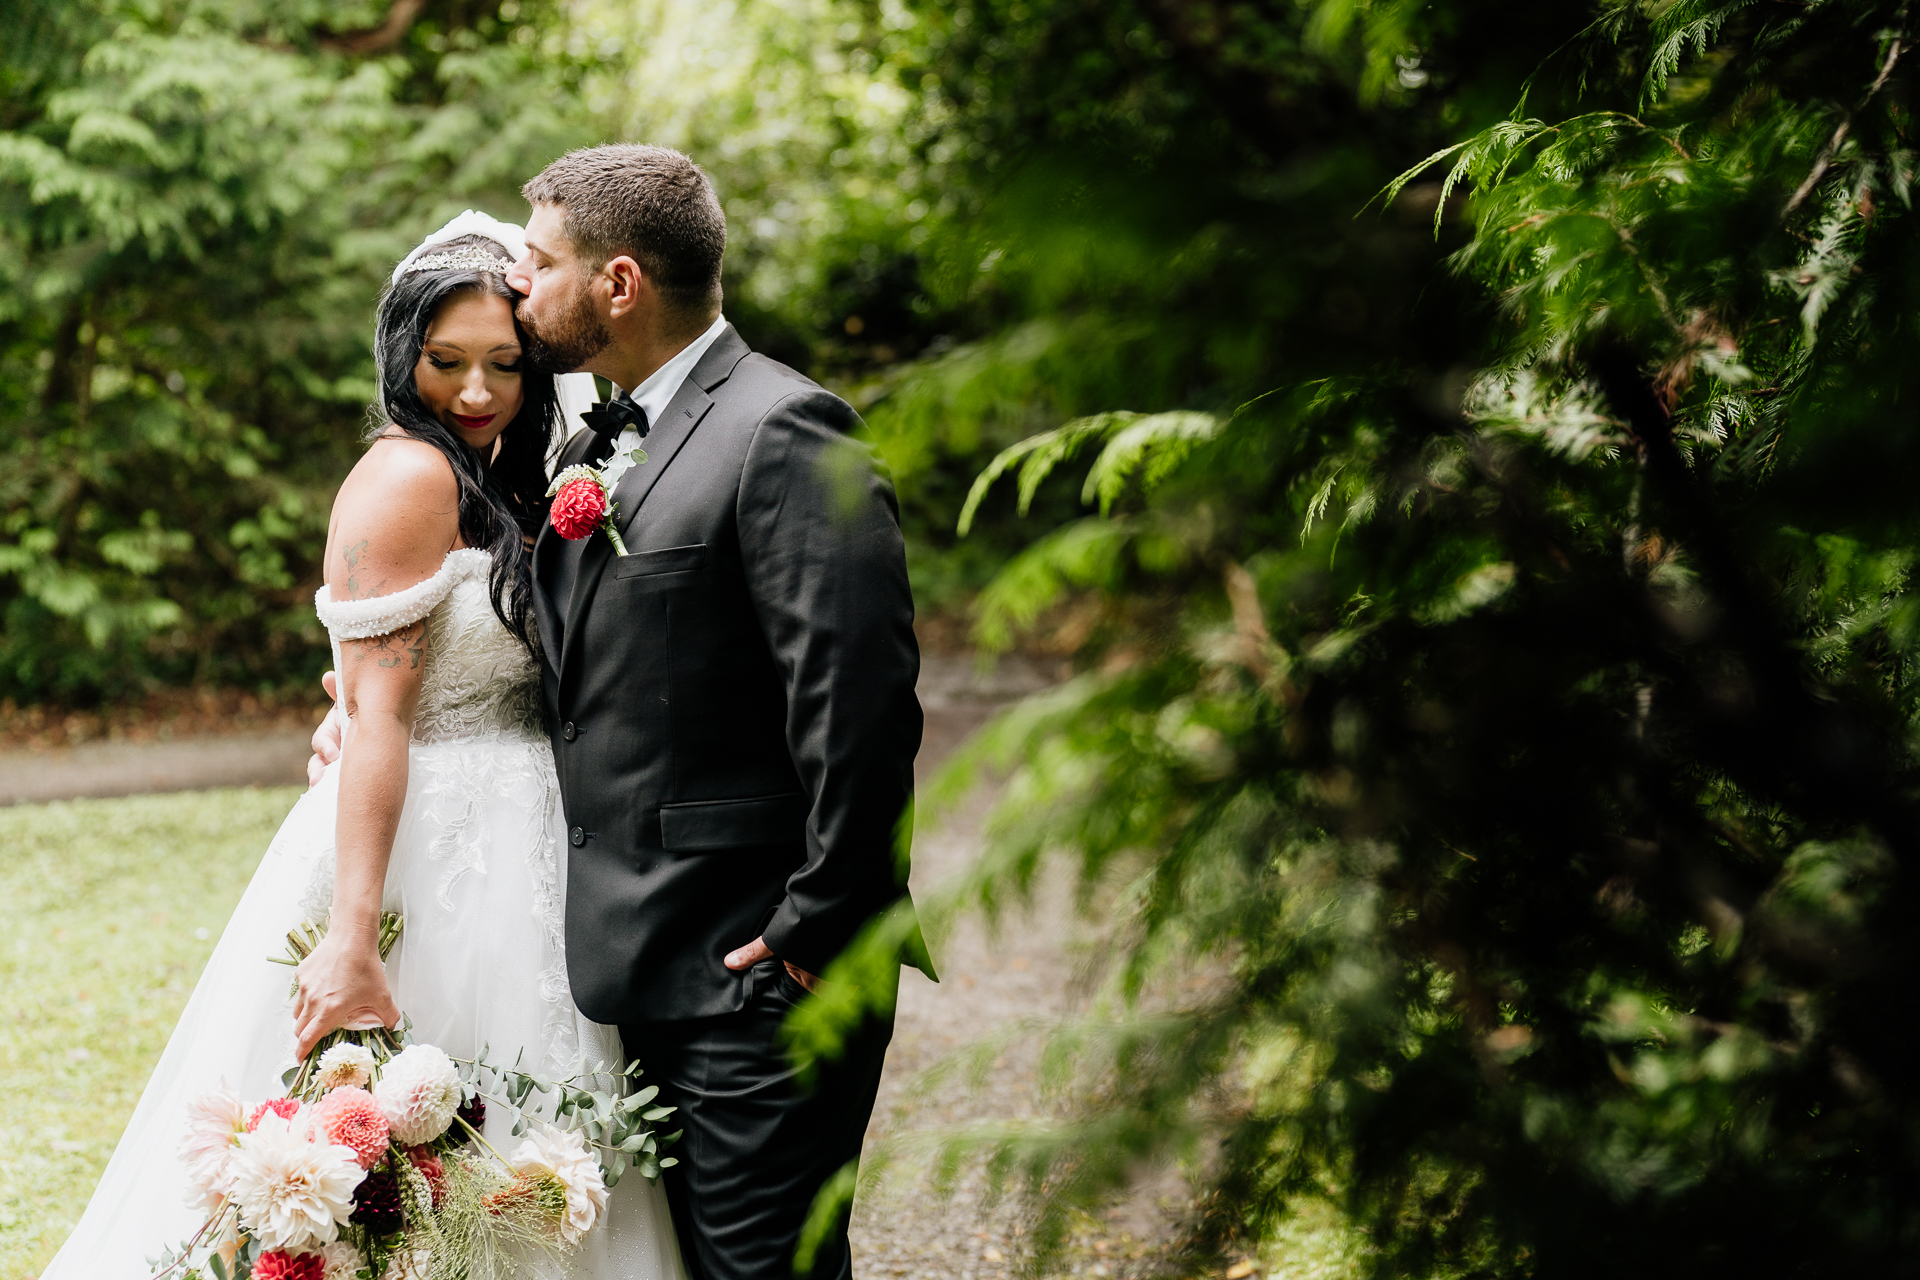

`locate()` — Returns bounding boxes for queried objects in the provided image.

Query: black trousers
[623,960,895,1280]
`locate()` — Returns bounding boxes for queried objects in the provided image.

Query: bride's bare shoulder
[326,433,462,603]
[340,433,460,504]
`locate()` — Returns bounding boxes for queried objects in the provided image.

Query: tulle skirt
[39,733,685,1280]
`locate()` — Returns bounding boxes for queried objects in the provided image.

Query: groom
[322,145,926,1277]
[515,146,928,1279]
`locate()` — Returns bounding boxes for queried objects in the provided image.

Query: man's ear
[603,255,646,320]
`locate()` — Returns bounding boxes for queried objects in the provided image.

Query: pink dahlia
[247,1097,303,1132]
[311,1087,390,1170]
[252,1249,325,1280]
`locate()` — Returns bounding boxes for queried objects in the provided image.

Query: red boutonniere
[545,446,646,555]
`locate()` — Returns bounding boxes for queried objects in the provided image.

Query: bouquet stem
[458,1112,514,1167]
[268,911,404,966]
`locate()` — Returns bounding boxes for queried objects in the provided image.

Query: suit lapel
[555,326,752,681]
[531,426,600,669]
[614,383,711,534]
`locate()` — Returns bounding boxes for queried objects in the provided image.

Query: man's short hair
[522,144,726,319]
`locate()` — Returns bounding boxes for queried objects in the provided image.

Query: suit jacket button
[562,721,577,741]
[569,826,585,846]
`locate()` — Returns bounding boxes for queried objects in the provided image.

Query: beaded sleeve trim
[313,548,491,640]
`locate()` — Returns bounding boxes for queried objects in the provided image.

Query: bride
[40,213,686,1279]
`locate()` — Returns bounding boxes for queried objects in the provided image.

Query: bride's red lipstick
[449,412,496,430]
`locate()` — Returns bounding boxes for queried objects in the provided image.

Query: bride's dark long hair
[370,234,556,654]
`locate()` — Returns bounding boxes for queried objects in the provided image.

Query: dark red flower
[253,1251,324,1280]
[351,1166,405,1234]
[550,477,607,540]
[455,1092,486,1136]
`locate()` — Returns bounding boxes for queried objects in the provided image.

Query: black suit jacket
[531,325,926,1024]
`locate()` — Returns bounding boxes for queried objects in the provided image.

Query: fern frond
[1080,412,1220,514]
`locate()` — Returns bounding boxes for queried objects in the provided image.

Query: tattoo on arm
[343,539,387,600]
[346,620,427,673]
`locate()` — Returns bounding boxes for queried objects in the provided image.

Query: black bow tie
[580,392,649,440]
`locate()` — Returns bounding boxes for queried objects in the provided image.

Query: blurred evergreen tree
[801,1,1920,1275]
[0,0,598,699]
[0,0,936,701]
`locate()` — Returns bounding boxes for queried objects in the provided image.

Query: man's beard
[516,289,612,374]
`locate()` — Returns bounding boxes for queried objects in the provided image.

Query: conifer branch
[1588,342,1920,886]
[1784,12,1910,215]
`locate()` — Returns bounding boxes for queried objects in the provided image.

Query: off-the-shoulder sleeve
[313,548,489,641]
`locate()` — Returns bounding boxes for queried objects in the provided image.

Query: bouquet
[151,915,677,1280]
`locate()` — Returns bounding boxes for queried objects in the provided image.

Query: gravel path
[0,731,315,807]
[854,673,1194,1280]
[0,654,1057,808]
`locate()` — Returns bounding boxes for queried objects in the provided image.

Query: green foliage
[0,0,951,701]
[0,1,585,700]
[794,0,1920,1274]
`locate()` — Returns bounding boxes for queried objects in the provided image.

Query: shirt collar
[619,313,730,431]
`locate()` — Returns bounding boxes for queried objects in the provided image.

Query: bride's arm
[295,440,460,1057]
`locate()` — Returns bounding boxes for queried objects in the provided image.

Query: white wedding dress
[41,548,686,1280]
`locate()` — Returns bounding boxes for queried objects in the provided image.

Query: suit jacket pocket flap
[613,543,709,580]
[659,793,808,851]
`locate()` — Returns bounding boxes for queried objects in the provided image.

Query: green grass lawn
[0,787,299,1277]
[0,785,1370,1280]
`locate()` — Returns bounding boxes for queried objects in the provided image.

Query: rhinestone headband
[401,246,513,276]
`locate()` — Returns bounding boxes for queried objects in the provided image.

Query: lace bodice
[314,548,544,744]
[308,548,572,1068]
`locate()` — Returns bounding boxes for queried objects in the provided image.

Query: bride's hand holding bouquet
[154,915,679,1278]
[293,920,402,1060]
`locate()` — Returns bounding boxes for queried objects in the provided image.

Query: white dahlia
[509,1126,609,1244]
[317,1241,364,1280]
[225,1113,363,1250]
[373,1043,462,1145]
[381,1249,434,1280]
[180,1084,248,1211]
[314,1042,377,1092]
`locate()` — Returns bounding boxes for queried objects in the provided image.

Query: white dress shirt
[609,313,730,471]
